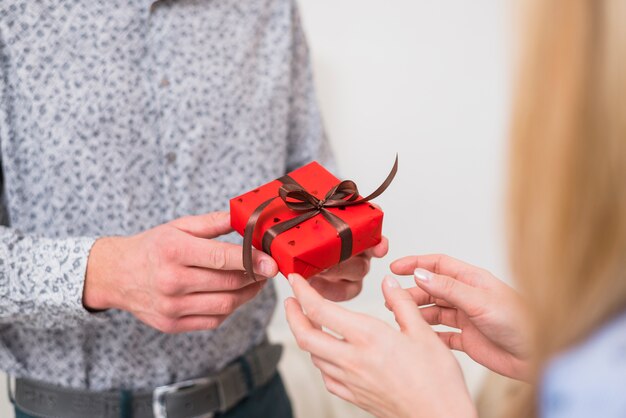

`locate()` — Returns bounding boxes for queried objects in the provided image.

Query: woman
[285,0,626,417]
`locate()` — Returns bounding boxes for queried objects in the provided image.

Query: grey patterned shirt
[0,0,331,391]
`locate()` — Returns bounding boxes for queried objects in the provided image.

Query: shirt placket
[143,1,178,221]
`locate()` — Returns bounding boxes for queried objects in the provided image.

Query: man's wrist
[83,236,123,311]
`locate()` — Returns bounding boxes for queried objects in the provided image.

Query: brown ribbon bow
[243,155,398,281]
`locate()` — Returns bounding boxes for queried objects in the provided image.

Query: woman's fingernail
[414,268,433,283]
[384,275,400,288]
[287,274,296,285]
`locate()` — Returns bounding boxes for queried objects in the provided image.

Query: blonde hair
[508,0,626,415]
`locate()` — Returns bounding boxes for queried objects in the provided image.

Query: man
[0,1,386,417]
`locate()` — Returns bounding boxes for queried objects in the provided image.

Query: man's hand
[83,212,278,334]
[307,237,389,302]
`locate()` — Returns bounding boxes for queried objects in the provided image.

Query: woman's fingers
[311,355,346,381]
[284,297,351,359]
[437,332,464,352]
[381,276,430,337]
[320,373,356,404]
[384,286,455,311]
[289,274,383,343]
[390,254,480,279]
[413,268,487,318]
[420,306,460,329]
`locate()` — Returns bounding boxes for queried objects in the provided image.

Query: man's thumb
[170,211,233,238]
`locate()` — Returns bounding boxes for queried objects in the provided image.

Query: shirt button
[159,77,170,88]
[165,152,177,164]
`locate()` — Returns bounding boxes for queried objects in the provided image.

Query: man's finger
[381,276,430,337]
[170,282,265,317]
[175,268,266,293]
[170,212,233,239]
[315,256,370,283]
[363,236,389,259]
[308,277,363,302]
[153,315,228,334]
[180,238,278,277]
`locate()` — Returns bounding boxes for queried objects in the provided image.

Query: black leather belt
[11,341,283,418]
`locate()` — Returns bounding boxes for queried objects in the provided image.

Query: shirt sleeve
[0,227,105,329]
[0,41,103,331]
[285,0,336,172]
[539,313,626,418]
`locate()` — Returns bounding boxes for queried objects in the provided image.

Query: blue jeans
[15,373,293,418]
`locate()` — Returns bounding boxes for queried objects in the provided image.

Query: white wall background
[0,1,513,417]
[271,0,514,416]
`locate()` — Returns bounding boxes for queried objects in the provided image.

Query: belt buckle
[153,377,215,418]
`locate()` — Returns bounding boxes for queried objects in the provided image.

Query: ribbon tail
[358,154,398,202]
[243,197,277,281]
[335,154,399,208]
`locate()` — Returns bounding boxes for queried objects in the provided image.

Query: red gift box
[230,162,388,279]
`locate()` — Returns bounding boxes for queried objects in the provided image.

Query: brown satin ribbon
[243,155,398,281]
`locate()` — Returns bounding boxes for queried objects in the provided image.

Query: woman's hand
[391,254,531,381]
[285,274,476,418]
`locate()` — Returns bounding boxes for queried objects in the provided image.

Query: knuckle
[203,317,223,330]
[155,272,181,296]
[206,211,223,226]
[155,317,178,334]
[222,272,245,290]
[295,334,312,351]
[440,277,457,295]
[432,254,448,274]
[156,297,180,318]
[151,228,181,261]
[215,295,238,314]
[160,244,182,262]
[207,246,228,269]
